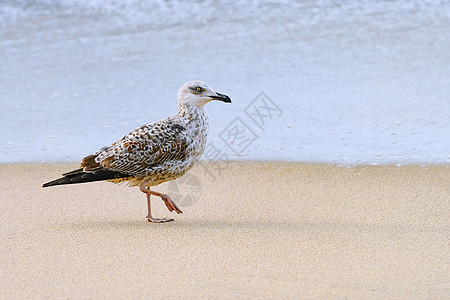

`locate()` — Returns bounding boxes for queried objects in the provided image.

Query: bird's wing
[80,118,189,177]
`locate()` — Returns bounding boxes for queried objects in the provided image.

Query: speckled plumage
[97,105,209,187]
[43,80,231,222]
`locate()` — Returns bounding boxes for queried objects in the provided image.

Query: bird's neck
[178,104,207,123]
[177,104,209,164]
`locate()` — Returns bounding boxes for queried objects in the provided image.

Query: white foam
[1,1,449,165]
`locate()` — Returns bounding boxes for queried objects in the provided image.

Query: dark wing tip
[42,178,66,188]
[42,176,72,188]
[42,169,131,188]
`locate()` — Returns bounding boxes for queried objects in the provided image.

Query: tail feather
[42,168,131,187]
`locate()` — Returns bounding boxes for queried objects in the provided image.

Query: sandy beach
[1,162,449,299]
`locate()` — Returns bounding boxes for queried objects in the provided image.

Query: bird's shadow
[52,218,441,234]
[55,218,300,232]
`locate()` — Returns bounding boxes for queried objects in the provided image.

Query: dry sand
[1,162,449,299]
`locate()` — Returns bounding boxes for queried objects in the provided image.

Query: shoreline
[1,162,449,298]
[2,159,450,166]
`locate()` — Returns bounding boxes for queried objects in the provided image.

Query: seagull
[43,80,231,223]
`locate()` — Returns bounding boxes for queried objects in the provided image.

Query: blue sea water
[1,0,449,165]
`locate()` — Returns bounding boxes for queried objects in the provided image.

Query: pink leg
[140,181,182,223]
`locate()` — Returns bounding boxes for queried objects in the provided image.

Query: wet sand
[1,162,449,299]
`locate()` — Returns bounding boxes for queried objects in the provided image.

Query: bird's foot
[146,215,174,223]
[161,194,183,214]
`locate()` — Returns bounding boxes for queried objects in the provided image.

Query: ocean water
[1,0,449,165]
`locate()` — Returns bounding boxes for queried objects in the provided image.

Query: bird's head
[177,80,231,108]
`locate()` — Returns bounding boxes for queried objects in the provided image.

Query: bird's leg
[144,193,173,223]
[140,182,173,223]
[139,182,182,223]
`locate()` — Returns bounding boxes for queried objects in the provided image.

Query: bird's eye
[196,87,203,92]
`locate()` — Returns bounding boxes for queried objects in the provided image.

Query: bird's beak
[210,92,232,103]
